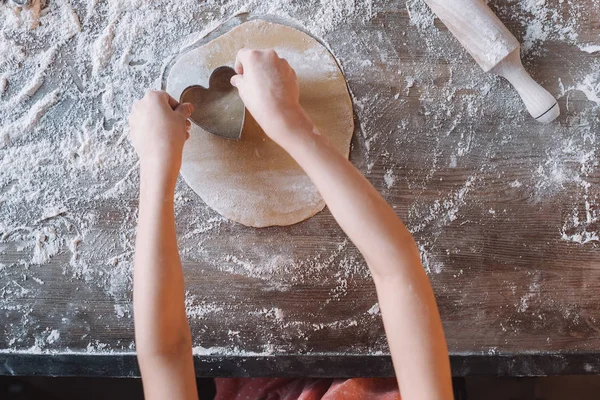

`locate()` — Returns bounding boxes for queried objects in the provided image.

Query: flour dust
[1,0,599,356]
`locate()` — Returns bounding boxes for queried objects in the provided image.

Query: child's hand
[128,90,193,186]
[230,49,310,144]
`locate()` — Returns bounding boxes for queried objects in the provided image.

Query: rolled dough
[166,20,354,227]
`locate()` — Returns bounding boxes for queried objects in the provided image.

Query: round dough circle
[166,20,354,227]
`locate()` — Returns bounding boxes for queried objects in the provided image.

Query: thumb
[230,74,244,89]
[174,102,194,119]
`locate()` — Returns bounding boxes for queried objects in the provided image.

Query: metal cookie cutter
[9,0,31,6]
[179,66,246,140]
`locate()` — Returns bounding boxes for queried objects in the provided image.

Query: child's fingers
[174,102,194,119]
[230,74,243,88]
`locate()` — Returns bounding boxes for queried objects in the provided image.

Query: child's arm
[231,49,453,400]
[128,91,198,400]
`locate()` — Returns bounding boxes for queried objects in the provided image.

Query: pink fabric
[214,377,401,400]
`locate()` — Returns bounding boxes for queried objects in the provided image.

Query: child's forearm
[133,170,192,359]
[230,47,451,399]
[275,110,422,278]
[128,90,198,400]
[269,110,453,400]
[134,171,198,399]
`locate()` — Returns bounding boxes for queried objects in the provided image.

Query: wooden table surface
[1,0,600,377]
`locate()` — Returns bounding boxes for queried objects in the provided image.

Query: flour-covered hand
[128,90,193,185]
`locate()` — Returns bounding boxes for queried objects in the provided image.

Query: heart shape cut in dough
[179,66,245,139]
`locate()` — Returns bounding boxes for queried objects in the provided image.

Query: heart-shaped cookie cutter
[7,0,30,6]
[180,66,245,140]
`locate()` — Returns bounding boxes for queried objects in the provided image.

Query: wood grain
[1,0,600,377]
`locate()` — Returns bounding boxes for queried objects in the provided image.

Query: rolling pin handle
[492,49,560,124]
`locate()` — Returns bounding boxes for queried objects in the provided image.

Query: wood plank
[1,0,600,377]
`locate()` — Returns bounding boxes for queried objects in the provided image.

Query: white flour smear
[0,0,379,355]
[0,0,599,356]
[516,0,583,54]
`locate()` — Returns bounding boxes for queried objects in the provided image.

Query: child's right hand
[230,49,311,144]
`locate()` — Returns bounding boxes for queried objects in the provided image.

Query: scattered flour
[46,329,60,344]
[383,168,396,188]
[405,0,435,30]
[0,0,382,355]
[578,44,600,54]
[0,0,599,359]
[114,304,130,319]
[574,72,600,106]
[185,292,224,320]
[516,0,582,54]
[561,199,600,244]
[0,89,61,147]
[31,227,61,265]
[7,45,58,106]
[367,303,380,316]
[517,274,541,313]
[510,180,523,188]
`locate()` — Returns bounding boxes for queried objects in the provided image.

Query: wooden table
[1,0,600,377]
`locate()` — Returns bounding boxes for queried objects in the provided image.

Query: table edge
[1,353,600,377]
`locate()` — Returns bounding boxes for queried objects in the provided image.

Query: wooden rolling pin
[423,0,560,123]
